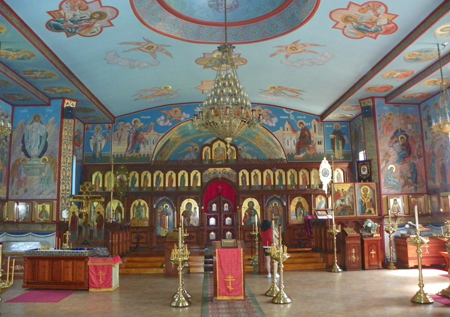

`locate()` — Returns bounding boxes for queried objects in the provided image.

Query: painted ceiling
[0,0,450,124]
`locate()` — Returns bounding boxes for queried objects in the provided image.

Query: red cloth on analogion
[216,248,244,300]
[88,256,122,290]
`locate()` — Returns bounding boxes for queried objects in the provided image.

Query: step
[284,263,327,271]
[120,267,165,274]
[122,256,165,263]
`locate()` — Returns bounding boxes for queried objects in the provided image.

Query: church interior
[1,0,450,315]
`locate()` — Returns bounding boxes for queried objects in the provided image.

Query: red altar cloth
[88,256,122,291]
[216,248,244,300]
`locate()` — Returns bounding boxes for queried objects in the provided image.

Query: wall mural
[376,100,426,194]
[9,101,61,199]
[324,122,351,160]
[84,124,111,163]
[46,0,119,38]
[350,115,364,161]
[0,102,12,198]
[330,1,399,40]
[74,119,84,163]
[421,92,450,192]
[84,103,351,164]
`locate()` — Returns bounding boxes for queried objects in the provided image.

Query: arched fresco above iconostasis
[82,103,351,165]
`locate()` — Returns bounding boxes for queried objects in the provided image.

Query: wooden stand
[342,228,361,271]
[362,236,382,270]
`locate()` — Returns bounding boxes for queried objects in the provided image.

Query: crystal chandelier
[432,42,450,134]
[193,0,261,150]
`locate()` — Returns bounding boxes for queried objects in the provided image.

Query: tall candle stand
[269,227,291,304]
[0,244,15,306]
[409,228,433,304]
[384,216,398,269]
[170,226,191,307]
[264,248,280,297]
[328,223,342,273]
[250,223,259,274]
[436,220,450,298]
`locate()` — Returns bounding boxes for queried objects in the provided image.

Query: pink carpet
[431,295,450,307]
[6,290,75,303]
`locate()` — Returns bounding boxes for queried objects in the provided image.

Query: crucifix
[62,231,71,250]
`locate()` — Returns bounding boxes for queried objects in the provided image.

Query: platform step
[120,268,164,274]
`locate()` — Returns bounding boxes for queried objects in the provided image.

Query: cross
[64,231,71,244]
[97,270,105,285]
[370,249,376,258]
[225,275,235,291]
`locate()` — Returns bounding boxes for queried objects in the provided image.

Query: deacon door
[204,181,237,244]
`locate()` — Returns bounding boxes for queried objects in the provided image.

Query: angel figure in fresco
[389,129,411,164]
[133,86,179,102]
[259,86,304,102]
[124,119,154,158]
[159,107,185,122]
[180,143,199,160]
[270,40,324,59]
[119,38,173,60]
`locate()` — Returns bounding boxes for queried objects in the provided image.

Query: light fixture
[193,0,261,151]
[432,42,450,134]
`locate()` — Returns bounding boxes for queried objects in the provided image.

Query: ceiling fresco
[0,0,449,124]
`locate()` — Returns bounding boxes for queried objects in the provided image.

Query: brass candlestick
[409,229,433,304]
[250,223,259,274]
[0,244,15,306]
[170,227,191,307]
[384,215,398,269]
[269,226,291,304]
[437,220,450,298]
[328,223,342,273]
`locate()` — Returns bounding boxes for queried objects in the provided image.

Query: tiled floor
[2,268,450,317]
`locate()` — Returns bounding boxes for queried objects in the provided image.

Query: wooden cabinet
[23,256,89,290]
[394,236,447,268]
[342,228,361,271]
[362,237,382,270]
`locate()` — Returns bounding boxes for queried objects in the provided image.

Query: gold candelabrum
[0,244,15,305]
[328,213,342,273]
[436,220,450,298]
[268,225,291,304]
[409,227,433,304]
[384,211,398,270]
[170,225,191,307]
[250,221,259,274]
[265,219,279,297]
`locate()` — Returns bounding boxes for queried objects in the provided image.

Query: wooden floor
[120,248,327,274]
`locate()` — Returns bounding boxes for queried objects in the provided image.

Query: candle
[414,204,419,230]
[6,257,10,282]
[166,216,169,232]
[178,227,182,248]
[174,209,177,227]
[388,208,391,223]
[271,220,275,245]
[255,214,258,227]
[11,258,15,284]
[278,225,282,246]
[332,211,335,226]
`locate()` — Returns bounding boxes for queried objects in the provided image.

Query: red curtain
[203,181,236,213]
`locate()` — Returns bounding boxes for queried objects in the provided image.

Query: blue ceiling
[0,0,449,124]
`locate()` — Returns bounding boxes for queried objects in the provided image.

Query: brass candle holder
[250,223,259,274]
[384,214,398,270]
[269,226,291,304]
[409,228,433,304]
[62,231,71,250]
[436,220,450,298]
[328,223,342,273]
[0,244,15,306]
[170,226,191,307]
